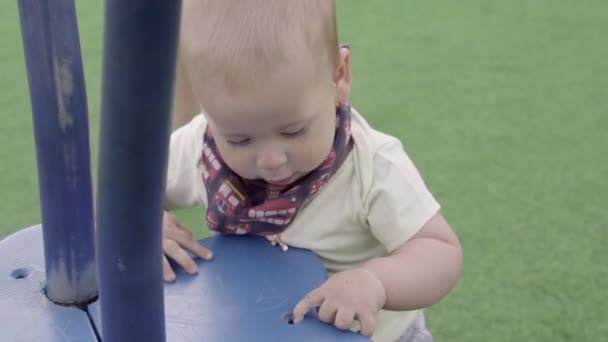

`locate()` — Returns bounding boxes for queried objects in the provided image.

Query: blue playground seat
[0,226,370,341]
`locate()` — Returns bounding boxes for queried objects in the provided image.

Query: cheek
[215,143,256,179]
[292,125,335,170]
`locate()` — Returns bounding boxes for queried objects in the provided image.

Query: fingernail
[205,251,214,260]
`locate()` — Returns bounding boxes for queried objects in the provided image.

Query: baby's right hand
[162,210,213,282]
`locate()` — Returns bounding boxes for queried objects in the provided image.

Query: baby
[163,1,462,341]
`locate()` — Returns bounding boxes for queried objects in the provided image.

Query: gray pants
[396,312,433,342]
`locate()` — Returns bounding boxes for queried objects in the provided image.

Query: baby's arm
[293,140,462,335]
[292,214,461,336]
[359,140,462,310]
[361,212,462,310]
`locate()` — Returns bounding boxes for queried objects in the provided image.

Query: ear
[333,46,352,104]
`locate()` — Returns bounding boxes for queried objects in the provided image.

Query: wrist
[357,267,387,309]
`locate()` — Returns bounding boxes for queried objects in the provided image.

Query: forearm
[362,237,462,311]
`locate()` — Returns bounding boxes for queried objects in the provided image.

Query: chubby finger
[166,225,212,261]
[165,223,193,241]
[162,255,176,282]
[163,239,198,274]
[317,300,338,324]
[334,309,355,331]
[357,312,376,337]
[292,289,324,324]
[180,238,213,261]
[174,219,193,235]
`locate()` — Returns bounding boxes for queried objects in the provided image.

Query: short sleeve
[364,141,440,253]
[164,114,207,210]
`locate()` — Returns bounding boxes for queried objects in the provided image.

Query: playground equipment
[0,0,370,341]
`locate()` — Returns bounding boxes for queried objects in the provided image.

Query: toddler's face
[202,65,338,185]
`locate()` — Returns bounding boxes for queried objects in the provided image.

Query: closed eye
[281,127,306,138]
[227,137,251,146]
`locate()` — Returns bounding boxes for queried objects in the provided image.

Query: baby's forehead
[189,46,336,115]
[200,65,330,121]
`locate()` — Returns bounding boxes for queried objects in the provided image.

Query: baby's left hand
[292,268,386,337]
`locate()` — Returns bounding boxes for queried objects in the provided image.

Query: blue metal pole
[96,1,182,341]
[16,0,97,305]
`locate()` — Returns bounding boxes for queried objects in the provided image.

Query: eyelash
[226,127,306,146]
[227,138,251,146]
[281,127,306,138]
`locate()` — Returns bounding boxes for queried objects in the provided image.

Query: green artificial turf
[1,1,606,340]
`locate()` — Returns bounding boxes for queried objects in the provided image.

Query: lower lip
[266,175,297,186]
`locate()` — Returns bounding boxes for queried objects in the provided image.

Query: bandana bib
[201,103,352,237]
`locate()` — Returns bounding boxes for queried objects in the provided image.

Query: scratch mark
[116,258,127,272]
[52,56,74,131]
[255,286,288,312]
[51,321,72,342]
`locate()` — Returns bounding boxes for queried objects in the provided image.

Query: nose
[255,143,287,172]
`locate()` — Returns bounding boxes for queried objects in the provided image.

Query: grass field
[1,1,607,341]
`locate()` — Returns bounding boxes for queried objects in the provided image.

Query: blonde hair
[179,0,339,94]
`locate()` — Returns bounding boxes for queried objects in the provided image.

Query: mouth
[265,174,298,186]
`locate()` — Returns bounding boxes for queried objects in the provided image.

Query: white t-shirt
[165,109,440,342]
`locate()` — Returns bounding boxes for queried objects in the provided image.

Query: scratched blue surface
[90,235,369,341]
[0,225,98,341]
[1,227,369,341]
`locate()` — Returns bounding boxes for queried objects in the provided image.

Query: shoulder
[349,108,414,194]
[350,107,433,194]
[168,113,208,171]
[171,112,208,141]
[350,108,440,251]
[350,108,401,154]
[165,113,208,209]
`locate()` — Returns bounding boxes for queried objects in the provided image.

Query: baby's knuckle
[319,314,333,324]
[305,289,320,299]
[162,225,176,237]
[334,322,349,331]
[318,309,334,323]
[183,229,193,239]
[359,314,376,336]
[185,261,197,273]
[335,318,352,330]
[163,240,181,253]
